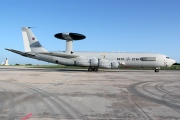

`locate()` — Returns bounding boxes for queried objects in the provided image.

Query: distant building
[1,58,9,66]
[4,58,9,65]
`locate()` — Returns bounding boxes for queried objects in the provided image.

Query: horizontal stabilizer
[5,48,35,57]
[37,52,78,58]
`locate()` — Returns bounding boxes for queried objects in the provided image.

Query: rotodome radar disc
[54,33,86,40]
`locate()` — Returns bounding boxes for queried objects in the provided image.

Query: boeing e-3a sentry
[6,27,176,72]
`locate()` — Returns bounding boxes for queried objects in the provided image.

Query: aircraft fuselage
[31,52,174,68]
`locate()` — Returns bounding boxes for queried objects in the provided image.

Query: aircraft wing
[5,48,35,58]
[37,52,78,58]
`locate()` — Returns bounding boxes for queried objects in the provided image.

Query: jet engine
[90,57,98,66]
[99,59,112,68]
[75,57,90,66]
[75,57,98,67]
[76,60,89,66]
[75,57,120,69]
[99,59,120,69]
[111,61,120,68]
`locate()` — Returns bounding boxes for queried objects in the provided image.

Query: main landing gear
[88,67,98,72]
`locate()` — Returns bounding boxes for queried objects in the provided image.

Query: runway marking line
[22,113,32,120]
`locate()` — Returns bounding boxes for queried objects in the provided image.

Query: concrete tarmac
[0,66,180,120]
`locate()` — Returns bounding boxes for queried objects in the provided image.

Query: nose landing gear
[155,67,160,72]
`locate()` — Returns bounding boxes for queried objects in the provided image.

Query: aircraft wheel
[155,69,159,72]
[94,67,98,72]
[88,68,92,72]
[91,67,94,71]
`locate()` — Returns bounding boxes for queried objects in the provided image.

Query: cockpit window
[166,57,170,59]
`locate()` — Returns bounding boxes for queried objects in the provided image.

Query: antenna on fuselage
[54,33,86,54]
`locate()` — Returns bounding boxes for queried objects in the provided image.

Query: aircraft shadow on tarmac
[0,67,150,72]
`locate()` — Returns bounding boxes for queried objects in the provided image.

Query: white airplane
[6,27,176,72]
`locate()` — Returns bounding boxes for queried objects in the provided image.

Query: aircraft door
[101,54,106,59]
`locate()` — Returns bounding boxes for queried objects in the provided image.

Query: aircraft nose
[167,59,176,67]
[170,59,176,66]
[174,61,176,64]
[172,59,176,64]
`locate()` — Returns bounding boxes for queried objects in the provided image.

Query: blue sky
[0,0,180,64]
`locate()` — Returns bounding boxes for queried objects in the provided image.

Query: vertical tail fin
[22,27,48,53]
[22,29,31,52]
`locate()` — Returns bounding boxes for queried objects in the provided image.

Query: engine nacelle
[111,61,120,68]
[90,57,98,66]
[99,59,112,68]
[99,60,120,69]
[75,57,120,68]
[75,57,90,66]
[75,57,98,67]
